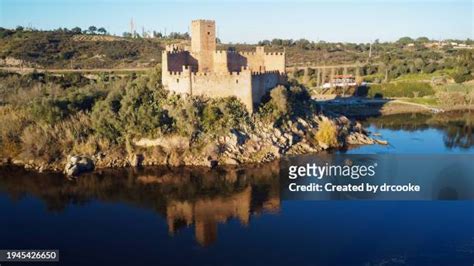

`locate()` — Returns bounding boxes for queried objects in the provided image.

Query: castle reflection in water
[0,162,281,246]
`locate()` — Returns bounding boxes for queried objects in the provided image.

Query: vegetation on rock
[0,68,342,171]
[315,120,339,148]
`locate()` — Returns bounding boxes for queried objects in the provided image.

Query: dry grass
[0,106,31,157]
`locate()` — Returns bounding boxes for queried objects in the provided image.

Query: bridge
[286,62,382,87]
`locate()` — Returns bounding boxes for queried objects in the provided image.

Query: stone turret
[191,20,216,72]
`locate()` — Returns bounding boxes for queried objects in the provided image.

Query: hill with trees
[2,27,472,82]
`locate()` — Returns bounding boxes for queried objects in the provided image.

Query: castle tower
[191,20,216,72]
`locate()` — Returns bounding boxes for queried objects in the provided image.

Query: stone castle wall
[251,71,282,106]
[162,49,285,112]
[161,20,286,112]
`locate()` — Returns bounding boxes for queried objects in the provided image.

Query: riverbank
[0,111,383,176]
[318,96,474,117]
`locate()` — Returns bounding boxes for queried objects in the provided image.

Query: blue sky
[0,0,472,43]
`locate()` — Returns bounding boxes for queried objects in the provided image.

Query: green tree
[415,37,430,43]
[397,37,414,45]
[91,96,122,142]
[97,27,107,35]
[118,82,172,137]
[71,27,82,34]
[88,26,97,34]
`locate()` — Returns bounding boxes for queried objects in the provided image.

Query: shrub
[29,98,67,124]
[315,119,339,148]
[288,86,313,116]
[258,86,288,122]
[118,82,173,138]
[199,97,249,135]
[437,91,471,106]
[452,67,473,83]
[27,86,106,124]
[202,105,223,132]
[258,85,315,123]
[271,85,290,108]
[165,94,202,137]
[20,124,62,163]
[91,76,174,142]
[91,92,123,142]
[0,106,31,157]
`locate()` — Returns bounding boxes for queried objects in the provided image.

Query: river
[1,112,473,266]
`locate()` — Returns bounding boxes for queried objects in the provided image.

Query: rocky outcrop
[64,156,94,177]
[214,113,384,165]
[127,113,385,169]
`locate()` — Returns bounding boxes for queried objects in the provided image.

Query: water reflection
[364,111,474,149]
[0,163,280,246]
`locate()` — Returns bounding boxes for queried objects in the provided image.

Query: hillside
[1,29,364,69]
[0,28,472,84]
[0,29,173,69]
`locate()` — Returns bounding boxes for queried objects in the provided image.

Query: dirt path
[390,99,443,112]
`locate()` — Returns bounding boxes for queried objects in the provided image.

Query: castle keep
[162,20,286,112]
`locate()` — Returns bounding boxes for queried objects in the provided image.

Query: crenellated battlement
[239,51,257,56]
[167,71,187,76]
[214,50,229,55]
[192,69,251,77]
[192,19,215,24]
[251,70,281,75]
[165,44,185,51]
[164,49,187,55]
[265,52,285,56]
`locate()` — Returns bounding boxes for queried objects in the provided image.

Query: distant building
[161,20,287,112]
[322,75,357,89]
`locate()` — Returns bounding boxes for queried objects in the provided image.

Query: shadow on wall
[227,51,248,73]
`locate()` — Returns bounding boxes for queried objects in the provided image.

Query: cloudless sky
[0,0,472,43]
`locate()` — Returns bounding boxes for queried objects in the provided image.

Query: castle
[162,20,287,112]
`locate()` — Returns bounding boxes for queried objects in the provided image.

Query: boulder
[297,117,310,128]
[64,156,94,177]
[223,157,240,165]
[273,128,282,138]
[319,142,329,150]
[374,139,388,145]
[346,132,375,145]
